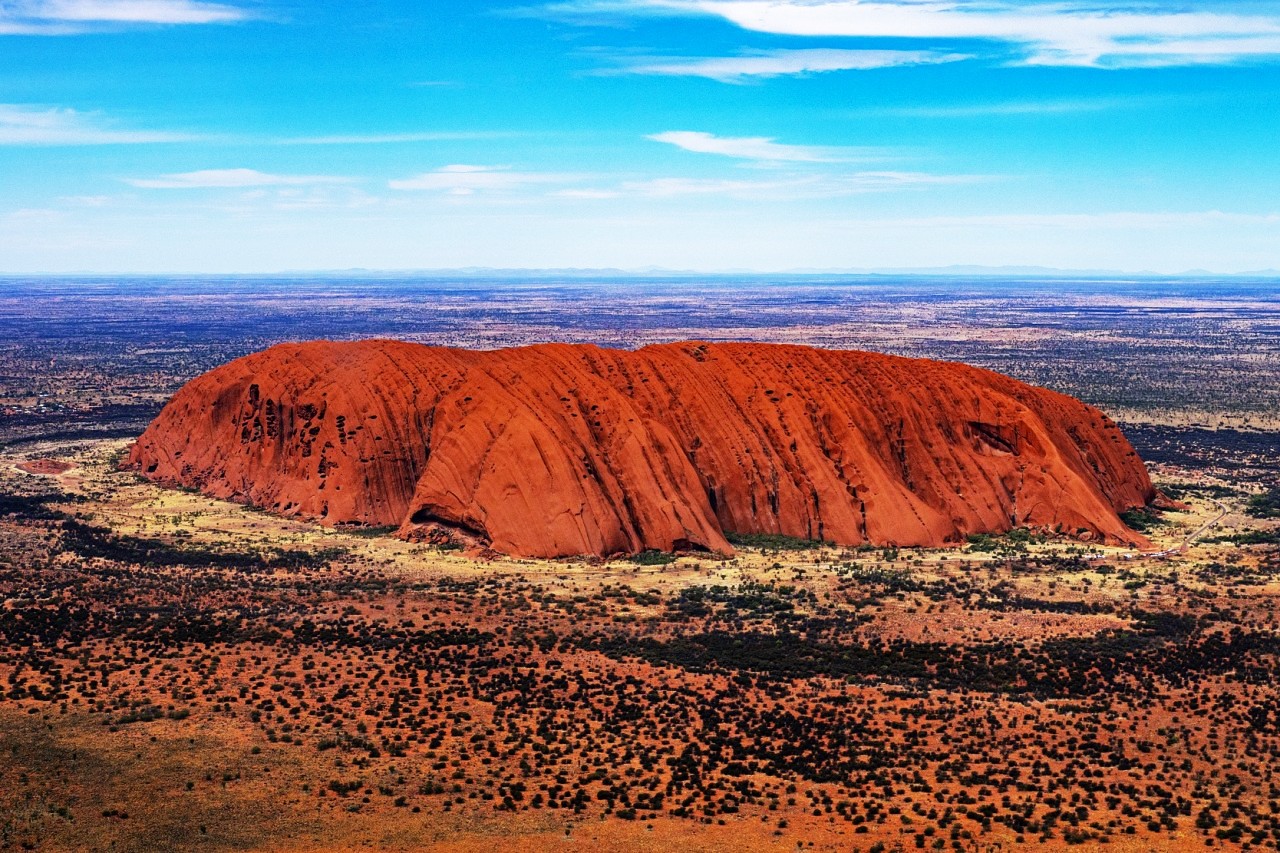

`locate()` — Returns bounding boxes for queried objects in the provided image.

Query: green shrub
[631,549,676,566]
[725,531,830,551]
[1119,507,1168,533]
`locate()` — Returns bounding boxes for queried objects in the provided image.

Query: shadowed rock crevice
[128,340,1157,558]
[403,506,491,551]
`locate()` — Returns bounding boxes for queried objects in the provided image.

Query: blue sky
[2,0,1280,273]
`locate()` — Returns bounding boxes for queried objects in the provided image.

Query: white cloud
[842,211,1280,229]
[389,165,572,195]
[0,20,72,33]
[35,0,244,23]
[649,130,883,163]
[273,131,517,145]
[832,171,981,190]
[869,97,1144,118]
[581,0,1280,67]
[618,176,802,197]
[554,188,623,199]
[611,47,965,81]
[508,0,705,25]
[2,207,66,225]
[127,169,352,189]
[0,104,193,144]
[559,170,984,199]
[60,194,113,206]
[1,0,247,32]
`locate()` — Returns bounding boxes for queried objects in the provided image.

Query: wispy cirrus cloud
[559,170,985,199]
[0,104,195,144]
[127,169,353,189]
[558,176,798,198]
[506,0,703,26]
[867,96,1148,119]
[604,47,967,81]
[33,0,244,23]
[384,157,981,202]
[547,0,1280,68]
[388,135,982,201]
[0,0,248,33]
[389,165,575,195]
[846,211,1280,229]
[0,107,516,147]
[649,130,879,163]
[272,131,520,146]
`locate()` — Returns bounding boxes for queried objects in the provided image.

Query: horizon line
[3,265,1280,280]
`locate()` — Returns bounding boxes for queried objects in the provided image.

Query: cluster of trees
[1247,487,1280,519]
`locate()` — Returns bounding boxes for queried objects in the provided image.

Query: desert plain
[2,276,1279,852]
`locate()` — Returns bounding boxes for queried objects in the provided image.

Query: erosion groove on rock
[128,340,1156,557]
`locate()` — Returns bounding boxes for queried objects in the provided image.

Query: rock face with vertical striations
[128,340,1156,557]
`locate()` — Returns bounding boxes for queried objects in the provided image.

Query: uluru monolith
[128,340,1156,558]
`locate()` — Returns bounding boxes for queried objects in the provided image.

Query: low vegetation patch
[1155,481,1239,501]
[1119,507,1170,533]
[725,531,831,551]
[836,564,920,592]
[1246,486,1280,519]
[62,519,349,571]
[630,549,676,566]
[340,524,399,538]
[966,527,1045,555]
[1202,529,1280,546]
[0,491,78,520]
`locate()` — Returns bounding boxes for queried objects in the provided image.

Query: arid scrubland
[2,276,1278,851]
[2,438,1279,852]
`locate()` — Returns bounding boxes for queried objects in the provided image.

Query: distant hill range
[271,264,1280,278]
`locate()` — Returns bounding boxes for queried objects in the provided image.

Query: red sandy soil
[3,445,1277,852]
[130,340,1154,558]
[16,458,74,475]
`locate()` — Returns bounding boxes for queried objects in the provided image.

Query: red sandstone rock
[128,340,1156,558]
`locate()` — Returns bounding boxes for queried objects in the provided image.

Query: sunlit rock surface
[130,340,1155,557]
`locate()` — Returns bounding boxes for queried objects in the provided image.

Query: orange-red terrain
[129,340,1155,558]
[16,458,74,476]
